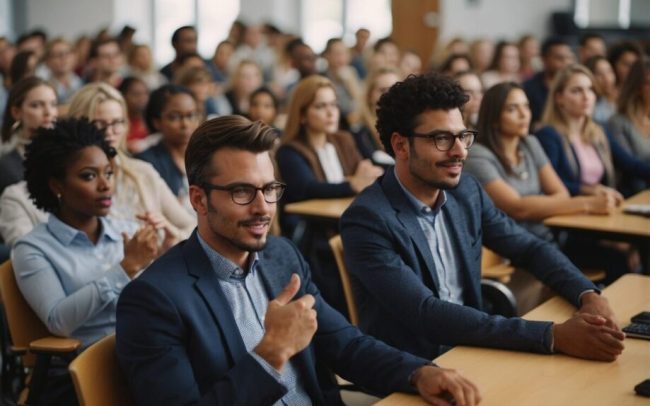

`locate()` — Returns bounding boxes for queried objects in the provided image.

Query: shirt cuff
[250,351,283,384]
[578,289,599,306]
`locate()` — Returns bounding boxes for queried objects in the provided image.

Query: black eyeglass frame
[201,181,287,205]
[409,129,477,152]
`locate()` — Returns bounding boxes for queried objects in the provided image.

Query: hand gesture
[577,292,620,330]
[136,211,179,252]
[120,225,159,278]
[585,193,617,215]
[254,274,318,371]
[553,313,625,361]
[413,365,481,406]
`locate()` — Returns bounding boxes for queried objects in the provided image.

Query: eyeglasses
[410,129,477,151]
[202,181,286,205]
[93,119,127,133]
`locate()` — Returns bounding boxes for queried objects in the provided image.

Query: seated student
[340,73,624,362]
[117,76,150,154]
[353,66,400,165]
[480,41,521,89]
[248,86,279,128]
[276,74,383,314]
[465,82,630,283]
[585,56,618,127]
[13,118,158,405]
[0,77,58,192]
[607,57,650,194]
[137,84,200,213]
[68,83,195,239]
[116,115,481,406]
[454,70,484,130]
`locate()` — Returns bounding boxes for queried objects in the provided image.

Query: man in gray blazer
[340,73,625,362]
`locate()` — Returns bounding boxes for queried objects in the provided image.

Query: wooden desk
[284,197,353,220]
[544,190,650,273]
[544,190,650,237]
[375,274,650,406]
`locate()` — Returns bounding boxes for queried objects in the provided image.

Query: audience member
[523,37,575,129]
[13,118,158,405]
[44,38,83,103]
[248,86,279,128]
[607,40,643,89]
[373,37,401,70]
[469,38,494,74]
[126,44,167,90]
[223,59,263,117]
[518,35,541,81]
[340,72,624,362]
[438,53,472,77]
[578,33,606,64]
[481,41,520,89]
[607,57,650,194]
[354,66,400,164]
[0,77,58,191]
[118,76,150,153]
[350,27,370,79]
[208,40,234,83]
[322,38,363,129]
[116,114,481,406]
[138,84,200,212]
[454,70,483,129]
[467,81,630,283]
[160,26,199,81]
[87,38,125,87]
[68,83,195,238]
[399,50,423,78]
[8,50,39,86]
[585,55,618,126]
[230,25,276,82]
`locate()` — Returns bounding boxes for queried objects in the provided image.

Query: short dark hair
[607,40,642,66]
[373,37,396,53]
[89,38,119,59]
[171,26,196,46]
[185,115,279,186]
[579,33,604,47]
[376,73,469,156]
[476,81,523,175]
[24,118,116,213]
[541,37,570,58]
[144,84,196,133]
[250,86,279,110]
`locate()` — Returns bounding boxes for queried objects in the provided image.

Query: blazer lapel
[257,241,328,405]
[182,233,247,364]
[382,170,440,291]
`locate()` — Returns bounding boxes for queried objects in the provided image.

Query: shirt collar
[47,215,121,246]
[393,167,447,217]
[196,231,259,282]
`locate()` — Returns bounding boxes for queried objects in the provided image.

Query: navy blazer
[116,231,428,405]
[340,169,596,360]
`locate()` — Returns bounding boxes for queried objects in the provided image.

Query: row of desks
[285,191,650,405]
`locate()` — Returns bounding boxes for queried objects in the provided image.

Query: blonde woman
[67,83,195,242]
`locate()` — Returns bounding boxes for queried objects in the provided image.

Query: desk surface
[544,190,650,237]
[375,274,650,406]
[283,197,353,219]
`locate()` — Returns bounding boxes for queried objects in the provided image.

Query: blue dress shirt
[196,233,311,405]
[12,215,137,348]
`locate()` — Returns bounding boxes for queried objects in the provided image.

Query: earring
[10,120,21,132]
[56,193,62,202]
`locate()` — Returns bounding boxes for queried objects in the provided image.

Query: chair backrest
[69,334,135,406]
[328,235,359,326]
[480,279,518,317]
[0,260,51,367]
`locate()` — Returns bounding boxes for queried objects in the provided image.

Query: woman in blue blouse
[13,118,159,404]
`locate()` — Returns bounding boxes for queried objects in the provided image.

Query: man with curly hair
[340,73,625,362]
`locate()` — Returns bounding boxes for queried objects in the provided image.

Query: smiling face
[393,108,468,203]
[191,147,277,267]
[50,145,114,222]
[555,72,596,119]
[499,88,531,138]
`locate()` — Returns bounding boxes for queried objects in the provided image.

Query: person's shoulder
[258,236,303,264]
[522,134,544,149]
[135,240,189,284]
[534,125,560,139]
[121,155,162,179]
[348,177,385,209]
[467,142,495,159]
[135,143,166,162]
[0,181,28,201]
[14,221,50,248]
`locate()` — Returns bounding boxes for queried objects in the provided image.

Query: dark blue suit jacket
[116,231,428,405]
[340,169,596,360]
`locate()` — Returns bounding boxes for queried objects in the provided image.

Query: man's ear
[391,132,410,161]
[189,185,207,215]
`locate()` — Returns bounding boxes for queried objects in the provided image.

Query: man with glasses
[340,73,624,362]
[116,115,481,405]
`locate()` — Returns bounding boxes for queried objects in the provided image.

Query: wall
[25,0,114,40]
[438,0,573,43]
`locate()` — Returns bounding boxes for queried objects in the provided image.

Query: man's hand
[254,274,317,371]
[413,365,481,406]
[553,313,625,362]
[578,292,620,330]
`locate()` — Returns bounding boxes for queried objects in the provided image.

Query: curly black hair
[24,118,116,213]
[375,73,469,156]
